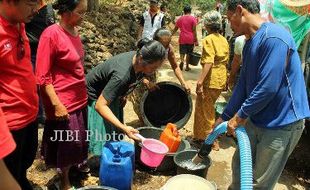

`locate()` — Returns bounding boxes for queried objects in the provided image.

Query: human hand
[145,81,159,92]
[123,126,140,141]
[182,82,191,94]
[214,117,224,128]
[54,103,69,121]
[196,81,204,98]
[227,114,245,136]
[227,75,236,90]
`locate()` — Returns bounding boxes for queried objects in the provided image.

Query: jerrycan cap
[112,154,121,163]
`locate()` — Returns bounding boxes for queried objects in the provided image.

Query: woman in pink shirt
[172,5,198,71]
[36,0,88,189]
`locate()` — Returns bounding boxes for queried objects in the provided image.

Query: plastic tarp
[259,0,310,48]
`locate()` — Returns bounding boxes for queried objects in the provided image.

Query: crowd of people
[0,0,309,190]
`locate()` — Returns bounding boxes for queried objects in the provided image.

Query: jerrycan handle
[116,145,121,154]
[105,142,117,154]
[167,123,179,137]
[134,133,146,141]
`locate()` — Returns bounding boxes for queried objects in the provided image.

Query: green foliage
[166,0,191,17]
[196,0,218,12]
[99,0,117,3]
[166,0,227,18]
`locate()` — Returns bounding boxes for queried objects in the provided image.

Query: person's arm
[171,18,179,35]
[196,63,212,96]
[167,45,190,92]
[171,26,178,35]
[228,54,241,88]
[228,36,245,88]
[192,22,198,46]
[95,75,139,140]
[0,160,21,190]
[196,38,214,96]
[95,94,139,140]
[41,84,69,120]
[36,35,68,120]
[142,78,159,91]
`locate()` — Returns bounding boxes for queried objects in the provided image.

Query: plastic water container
[188,52,201,66]
[100,141,135,190]
[141,81,192,129]
[159,123,181,153]
[160,174,216,190]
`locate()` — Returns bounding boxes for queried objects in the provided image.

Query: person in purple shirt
[214,0,310,189]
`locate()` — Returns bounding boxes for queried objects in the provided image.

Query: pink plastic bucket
[136,134,169,168]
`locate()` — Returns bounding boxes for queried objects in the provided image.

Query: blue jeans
[229,119,305,190]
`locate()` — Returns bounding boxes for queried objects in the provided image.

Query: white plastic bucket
[160,174,217,190]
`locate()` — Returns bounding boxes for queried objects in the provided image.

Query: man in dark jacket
[26,0,55,125]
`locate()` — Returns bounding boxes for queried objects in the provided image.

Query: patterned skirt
[193,88,222,140]
[41,107,88,169]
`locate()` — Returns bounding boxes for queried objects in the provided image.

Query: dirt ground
[27,24,309,190]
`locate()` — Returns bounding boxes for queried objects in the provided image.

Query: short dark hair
[136,38,150,50]
[227,0,260,14]
[183,5,191,14]
[53,0,80,14]
[139,40,166,64]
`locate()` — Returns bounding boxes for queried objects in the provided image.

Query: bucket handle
[134,133,146,141]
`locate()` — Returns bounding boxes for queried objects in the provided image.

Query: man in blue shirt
[215,0,310,189]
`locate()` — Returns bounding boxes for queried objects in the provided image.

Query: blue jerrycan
[99,141,135,190]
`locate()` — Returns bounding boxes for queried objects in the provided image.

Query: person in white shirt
[137,0,165,40]
[228,35,246,89]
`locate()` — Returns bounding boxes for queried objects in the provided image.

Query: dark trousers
[31,54,45,124]
[4,121,38,190]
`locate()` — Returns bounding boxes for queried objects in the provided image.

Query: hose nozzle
[191,143,212,164]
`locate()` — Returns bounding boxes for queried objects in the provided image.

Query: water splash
[179,159,206,170]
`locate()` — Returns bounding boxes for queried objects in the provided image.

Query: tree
[166,0,227,18]
[88,0,99,11]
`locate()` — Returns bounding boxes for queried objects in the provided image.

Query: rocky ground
[26,1,310,189]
